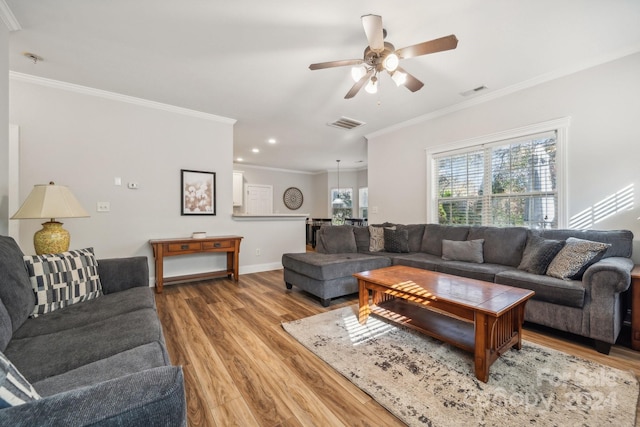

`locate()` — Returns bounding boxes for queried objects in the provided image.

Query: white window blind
[435,130,558,228]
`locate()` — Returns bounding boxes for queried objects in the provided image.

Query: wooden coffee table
[354,265,535,382]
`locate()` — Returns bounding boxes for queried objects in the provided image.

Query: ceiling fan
[309,14,458,99]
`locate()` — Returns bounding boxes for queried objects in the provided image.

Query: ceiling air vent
[460,85,488,97]
[328,116,366,130]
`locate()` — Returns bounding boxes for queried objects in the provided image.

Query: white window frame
[426,117,570,228]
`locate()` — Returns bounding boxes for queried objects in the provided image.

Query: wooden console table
[149,235,242,293]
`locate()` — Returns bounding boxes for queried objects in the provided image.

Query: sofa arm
[97,256,150,294]
[583,257,633,294]
[582,257,633,344]
[0,366,186,427]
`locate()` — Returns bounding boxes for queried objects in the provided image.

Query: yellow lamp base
[34,221,70,255]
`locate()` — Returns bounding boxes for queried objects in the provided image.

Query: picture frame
[181,169,216,215]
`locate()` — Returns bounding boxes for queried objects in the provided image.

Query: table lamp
[11,182,89,254]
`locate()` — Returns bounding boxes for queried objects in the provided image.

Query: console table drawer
[167,242,202,252]
[202,240,232,250]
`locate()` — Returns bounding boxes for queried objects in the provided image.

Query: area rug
[282,305,639,426]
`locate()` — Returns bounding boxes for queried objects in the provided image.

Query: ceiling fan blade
[309,59,363,70]
[361,14,384,53]
[396,34,458,59]
[345,70,374,99]
[396,66,424,92]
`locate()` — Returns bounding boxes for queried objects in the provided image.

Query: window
[331,188,353,223]
[359,187,368,219]
[427,119,568,228]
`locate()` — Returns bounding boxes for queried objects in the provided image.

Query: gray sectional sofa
[282,223,634,354]
[0,236,186,426]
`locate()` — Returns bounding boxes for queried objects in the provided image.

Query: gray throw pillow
[384,228,410,253]
[517,234,565,275]
[441,239,484,263]
[546,237,611,280]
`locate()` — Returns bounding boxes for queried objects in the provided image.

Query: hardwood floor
[156,270,640,427]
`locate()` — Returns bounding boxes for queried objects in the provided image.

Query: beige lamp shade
[11,182,89,254]
[11,182,89,220]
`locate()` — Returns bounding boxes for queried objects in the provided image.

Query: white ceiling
[6,1,640,173]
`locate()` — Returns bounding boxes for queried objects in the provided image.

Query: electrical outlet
[96,202,110,212]
[255,248,261,256]
[127,182,139,189]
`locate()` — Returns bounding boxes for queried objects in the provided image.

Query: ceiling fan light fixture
[383,53,399,72]
[391,70,407,86]
[365,76,378,94]
[351,66,367,82]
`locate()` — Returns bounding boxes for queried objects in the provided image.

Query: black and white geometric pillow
[0,352,40,408]
[23,248,103,317]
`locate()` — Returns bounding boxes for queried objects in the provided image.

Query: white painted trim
[425,117,571,226]
[9,72,237,124]
[8,124,19,239]
[368,45,640,140]
[0,1,21,31]
[233,163,316,175]
[239,262,283,275]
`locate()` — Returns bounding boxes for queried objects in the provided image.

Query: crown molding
[233,163,316,175]
[367,44,640,140]
[9,71,237,124]
[0,1,20,31]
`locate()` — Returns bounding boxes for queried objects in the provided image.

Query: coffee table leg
[474,312,495,383]
[358,279,371,324]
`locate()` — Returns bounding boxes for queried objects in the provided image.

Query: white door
[245,184,273,214]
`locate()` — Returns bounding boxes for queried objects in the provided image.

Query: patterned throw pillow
[23,248,103,317]
[384,228,410,253]
[546,237,611,280]
[368,226,385,252]
[1,352,40,408]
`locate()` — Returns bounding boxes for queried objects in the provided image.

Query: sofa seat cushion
[495,270,585,308]
[283,252,391,281]
[390,253,442,271]
[437,261,513,283]
[33,342,170,397]
[4,308,164,383]
[12,287,156,340]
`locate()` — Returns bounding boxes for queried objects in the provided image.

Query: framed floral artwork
[181,169,216,215]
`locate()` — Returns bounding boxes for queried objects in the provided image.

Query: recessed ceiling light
[252,148,259,153]
[267,138,276,144]
[236,157,243,162]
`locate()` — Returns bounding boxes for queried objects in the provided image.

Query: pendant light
[332,160,344,205]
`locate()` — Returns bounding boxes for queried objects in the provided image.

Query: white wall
[367,53,640,261]
[9,78,306,283]
[0,23,9,234]
[232,164,317,215]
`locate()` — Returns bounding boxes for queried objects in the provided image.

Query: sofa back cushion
[0,237,35,333]
[420,224,469,256]
[538,229,633,259]
[395,224,425,252]
[468,226,528,267]
[315,226,357,254]
[353,226,370,253]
